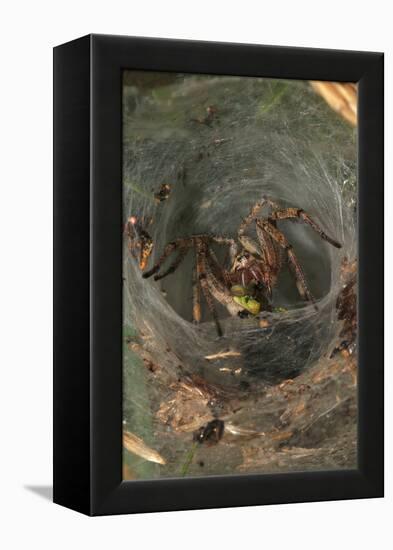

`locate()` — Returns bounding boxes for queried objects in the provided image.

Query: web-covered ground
[122,71,357,480]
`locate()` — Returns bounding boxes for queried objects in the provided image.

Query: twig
[204,350,242,361]
[123,430,166,465]
[310,81,357,126]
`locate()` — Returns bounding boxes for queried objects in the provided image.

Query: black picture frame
[53,34,384,516]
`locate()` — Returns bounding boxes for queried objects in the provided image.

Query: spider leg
[153,247,189,281]
[269,208,342,248]
[255,224,273,265]
[196,247,223,337]
[265,197,281,210]
[204,245,232,287]
[254,224,281,298]
[238,196,280,238]
[286,248,315,303]
[205,252,237,302]
[257,220,316,306]
[238,197,283,257]
[142,238,192,279]
[209,235,238,266]
[192,264,202,324]
[238,198,268,238]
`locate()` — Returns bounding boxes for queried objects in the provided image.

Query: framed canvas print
[53,34,384,515]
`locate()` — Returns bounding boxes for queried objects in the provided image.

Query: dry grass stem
[123,430,166,465]
[310,81,357,126]
[204,350,242,361]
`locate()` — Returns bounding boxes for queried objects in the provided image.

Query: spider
[142,197,341,336]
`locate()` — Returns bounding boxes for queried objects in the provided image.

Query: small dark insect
[193,419,225,445]
[154,183,172,203]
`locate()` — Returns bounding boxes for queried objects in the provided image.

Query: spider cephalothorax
[231,252,269,292]
[141,197,341,336]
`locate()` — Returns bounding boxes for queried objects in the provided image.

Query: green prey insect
[230,285,261,316]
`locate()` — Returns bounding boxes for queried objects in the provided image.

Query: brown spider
[142,197,341,336]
